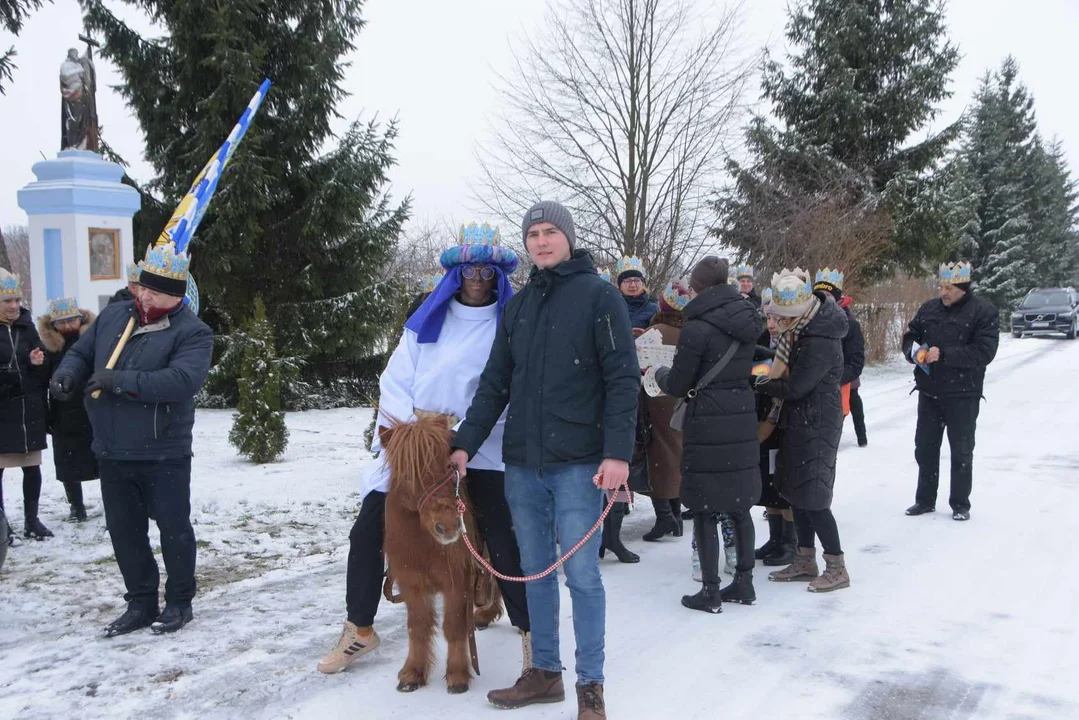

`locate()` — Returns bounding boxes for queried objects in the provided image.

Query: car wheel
[1012,331,1022,339]
[1067,321,1076,341]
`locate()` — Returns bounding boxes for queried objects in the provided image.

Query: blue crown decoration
[442,222,518,273]
[126,261,142,283]
[0,269,21,299]
[419,273,443,294]
[939,261,972,284]
[47,296,81,320]
[770,268,813,310]
[140,242,191,280]
[761,288,773,305]
[734,264,755,279]
[615,255,646,279]
[459,222,501,247]
[598,268,612,284]
[814,268,845,291]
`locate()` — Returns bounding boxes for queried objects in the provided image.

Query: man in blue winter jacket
[451,201,639,720]
[51,243,213,637]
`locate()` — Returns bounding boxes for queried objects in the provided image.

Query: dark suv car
[1011,288,1079,339]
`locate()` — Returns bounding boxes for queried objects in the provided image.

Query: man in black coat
[901,263,999,521]
[52,245,213,636]
[451,201,638,717]
[813,270,866,445]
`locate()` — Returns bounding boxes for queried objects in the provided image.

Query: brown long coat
[645,313,683,500]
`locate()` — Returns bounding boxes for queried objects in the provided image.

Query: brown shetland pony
[380,415,500,694]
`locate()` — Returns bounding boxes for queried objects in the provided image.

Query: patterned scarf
[762,295,822,425]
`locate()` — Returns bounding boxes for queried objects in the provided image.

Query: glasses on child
[462,265,495,281]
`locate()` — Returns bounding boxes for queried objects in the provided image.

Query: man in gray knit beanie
[522,200,576,251]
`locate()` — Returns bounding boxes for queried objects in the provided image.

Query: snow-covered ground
[1,336,1076,719]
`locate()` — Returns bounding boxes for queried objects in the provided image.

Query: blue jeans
[504,464,605,685]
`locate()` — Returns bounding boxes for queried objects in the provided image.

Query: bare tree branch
[472,0,757,286]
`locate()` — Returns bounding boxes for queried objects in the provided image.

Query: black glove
[50,375,75,401]
[84,369,121,397]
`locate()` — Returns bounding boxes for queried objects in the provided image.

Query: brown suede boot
[577,682,606,719]
[808,553,850,592]
[487,668,565,709]
[767,546,819,582]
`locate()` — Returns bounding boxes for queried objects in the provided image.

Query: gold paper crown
[734,264,755,279]
[814,268,845,291]
[615,255,646,279]
[139,242,191,281]
[0,267,21,299]
[939,261,972,284]
[770,268,813,308]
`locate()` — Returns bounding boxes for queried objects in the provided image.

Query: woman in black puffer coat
[39,301,99,522]
[653,257,761,614]
[757,269,849,593]
[1,271,53,541]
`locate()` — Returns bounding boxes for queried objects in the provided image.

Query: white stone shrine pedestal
[16,149,140,317]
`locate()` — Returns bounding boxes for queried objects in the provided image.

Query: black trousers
[99,458,196,609]
[726,509,755,572]
[345,469,530,631]
[793,508,842,555]
[849,387,867,443]
[914,394,980,513]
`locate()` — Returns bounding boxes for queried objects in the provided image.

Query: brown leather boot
[577,682,606,719]
[487,668,565,709]
[768,546,819,582]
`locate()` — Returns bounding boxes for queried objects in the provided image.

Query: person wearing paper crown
[109,261,142,306]
[756,268,851,593]
[317,222,534,678]
[647,257,762,613]
[616,255,658,330]
[813,269,867,447]
[51,241,213,637]
[638,279,693,544]
[752,290,798,570]
[38,296,98,522]
[901,261,998,522]
[734,264,762,308]
[0,267,54,543]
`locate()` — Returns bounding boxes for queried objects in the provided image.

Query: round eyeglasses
[462,265,495,281]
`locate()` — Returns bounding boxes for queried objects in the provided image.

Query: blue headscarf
[404,242,518,344]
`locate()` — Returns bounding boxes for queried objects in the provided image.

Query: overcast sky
[1,0,1076,234]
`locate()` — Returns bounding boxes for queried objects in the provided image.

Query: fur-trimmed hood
[38,308,96,353]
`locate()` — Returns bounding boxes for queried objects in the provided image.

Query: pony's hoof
[397,681,423,693]
[447,683,469,694]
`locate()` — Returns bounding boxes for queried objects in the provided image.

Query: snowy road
[1,336,1076,719]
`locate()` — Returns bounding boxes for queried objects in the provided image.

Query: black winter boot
[605,502,639,563]
[22,475,53,540]
[764,518,796,567]
[643,497,679,541]
[669,499,684,537]
[682,515,722,614]
[105,604,158,637]
[152,604,194,634]
[755,513,783,560]
[720,570,756,605]
[63,481,88,522]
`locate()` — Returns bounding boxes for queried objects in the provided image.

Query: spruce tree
[715,0,961,275]
[0,0,46,94]
[953,59,1041,313]
[229,297,290,463]
[82,0,409,407]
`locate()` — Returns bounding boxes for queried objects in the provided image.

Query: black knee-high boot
[643,496,679,541]
[603,502,639,563]
[23,467,53,540]
[63,481,88,522]
[721,510,756,605]
[755,512,783,559]
[668,498,684,537]
[682,514,722,613]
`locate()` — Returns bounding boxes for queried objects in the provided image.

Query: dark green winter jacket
[454,251,640,469]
